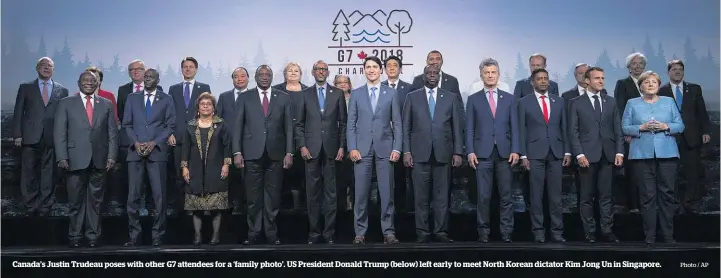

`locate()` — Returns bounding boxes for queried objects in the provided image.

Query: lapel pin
[603,99,606,103]
[273,94,277,97]
[197,85,200,89]
[551,98,555,103]
[499,94,503,99]
[440,94,444,98]
[401,85,405,89]
[382,91,386,95]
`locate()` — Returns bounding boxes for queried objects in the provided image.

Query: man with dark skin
[233,65,294,245]
[402,64,463,243]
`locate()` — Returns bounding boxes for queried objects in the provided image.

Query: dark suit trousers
[412,151,450,236]
[634,158,678,240]
[618,142,639,210]
[529,151,563,236]
[283,151,305,210]
[229,165,245,211]
[66,162,105,241]
[354,146,395,236]
[337,156,355,211]
[475,146,514,236]
[578,156,614,235]
[677,136,702,205]
[393,161,412,212]
[305,148,337,239]
[245,151,283,240]
[20,143,57,213]
[127,158,167,241]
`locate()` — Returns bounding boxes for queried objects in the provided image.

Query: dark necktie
[145,93,153,118]
[390,83,396,89]
[183,82,191,108]
[262,91,269,116]
[592,95,601,121]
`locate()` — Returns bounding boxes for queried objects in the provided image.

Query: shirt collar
[425,86,437,94]
[144,89,157,95]
[234,87,247,94]
[534,91,549,98]
[258,87,272,94]
[367,83,381,92]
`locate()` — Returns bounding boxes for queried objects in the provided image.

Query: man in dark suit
[347,56,402,244]
[382,56,414,212]
[115,60,163,213]
[217,67,249,214]
[54,70,117,248]
[568,67,623,243]
[613,52,646,213]
[12,57,69,216]
[122,68,176,247]
[518,68,571,243]
[659,59,713,212]
[232,65,294,245]
[402,64,462,243]
[295,60,347,244]
[167,57,212,215]
[513,54,560,98]
[466,58,520,243]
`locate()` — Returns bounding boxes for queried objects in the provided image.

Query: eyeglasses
[313,67,328,71]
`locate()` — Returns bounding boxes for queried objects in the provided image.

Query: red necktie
[85,95,94,126]
[262,91,269,116]
[540,95,549,124]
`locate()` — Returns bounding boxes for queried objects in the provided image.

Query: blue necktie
[370,87,377,112]
[184,82,190,108]
[318,87,325,112]
[145,93,152,118]
[428,89,436,119]
[675,85,683,111]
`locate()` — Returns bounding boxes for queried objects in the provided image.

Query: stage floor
[2,242,719,277]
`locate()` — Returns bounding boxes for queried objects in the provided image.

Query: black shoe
[68,240,81,248]
[267,237,281,245]
[193,234,202,246]
[645,237,655,246]
[416,235,431,243]
[307,237,321,244]
[501,234,512,243]
[477,234,489,243]
[602,233,620,243]
[210,233,220,245]
[123,240,139,247]
[324,238,335,244]
[434,234,454,243]
[384,234,399,244]
[550,235,566,243]
[88,241,99,248]
[534,235,546,244]
[243,237,258,245]
[152,239,163,246]
[353,236,365,244]
[662,237,676,244]
[585,233,596,243]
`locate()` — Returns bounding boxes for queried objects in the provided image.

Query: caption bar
[11,260,689,269]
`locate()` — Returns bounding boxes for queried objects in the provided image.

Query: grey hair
[283,62,303,78]
[36,57,54,67]
[625,52,647,68]
[128,59,145,70]
[574,63,588,70]
[479,58,500,71]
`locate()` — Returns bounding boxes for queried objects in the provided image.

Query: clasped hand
[640,119,668,132]
[134,141,156,156]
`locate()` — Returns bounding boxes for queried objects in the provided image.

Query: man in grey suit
[402,64,463,243]
[347,56,402,244]
[12,57,69,216]
[513,53,560,98]
[54,71,117,248]
[122,68,176,247]
[568,67,623,243]
[518,68,571,243]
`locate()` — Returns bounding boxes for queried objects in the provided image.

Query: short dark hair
[384,56,402,68]
[427,50,442,59]
[583,66,604,79]
[363,56,382,69]
[232,67,249,79]
[181,57,199,68]
[86,65,103,82]
[667,59,685,71]
[531,68,549,80]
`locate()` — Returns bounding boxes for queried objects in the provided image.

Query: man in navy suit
[217,67,249,214]
[568,67,623,243]
[232,65,294,245]
[513,53,560,99]
[381,56,414,212]
[347,56,402,244]
[167,57,212,215]
[518,68,571,243]
[402,64,462,243]
[122,68,176,247]
[466,58,520,243]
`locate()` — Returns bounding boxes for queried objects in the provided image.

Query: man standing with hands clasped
[55,70,117,248]
[402,64,463,243]
[347,56,402,244]
[568,67,623,243]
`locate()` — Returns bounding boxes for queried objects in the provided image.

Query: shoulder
[352,85,367,95]
[549,80,559,86]
[443,72,458,81]
[58,94,76,103]
[658,96,675,103]
[686,82,702,90]
[169,82,182,89]
[55,82,69,92]
[327,85,342,94]
[21,80,37,87]
[497,89,512,97]
[219,89,234,97]
[197,82,211,88]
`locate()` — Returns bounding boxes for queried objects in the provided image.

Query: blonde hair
[283,62,303,80]
[637,71,661,88]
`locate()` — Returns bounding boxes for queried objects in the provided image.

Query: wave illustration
[352,37,390,43]
[352,29,390,36]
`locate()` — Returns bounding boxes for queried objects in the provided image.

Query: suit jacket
[402,87,463,163]
[122,91,176,162]
[568,93,623,163]
[465,89,519,159]
[117,82,163,146]
[613,76,640,116]
[347,84,402,158]
[518,93,570,159]
[217,89,244,129]
[561,87,607,111]
[622,97,684,159]
[54,94,118,171]
[659,81,712,148]
[273,82,309,123]
[12,79,69,145]
[513,77,560,100]
[295,84,347,157]
[232,88,294,160]
[168,81,211,144]
[382,79,413,112]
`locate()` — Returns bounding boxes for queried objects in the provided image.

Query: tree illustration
[332,10,350,47]
[386,10,413,47]
[36,36,47,58]
[513,53,527,82]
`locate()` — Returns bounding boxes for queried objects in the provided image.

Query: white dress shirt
[425,86,437,103]
[257,87,273,102]
[144,90,157,106]
[80,93,95,108]
[577,85,587,96]
[132,82,145,93]
[671,81,684,101]
[234,87,248,102]
[182,79,196,92]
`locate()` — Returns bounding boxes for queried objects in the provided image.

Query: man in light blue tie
[347,56,402,244]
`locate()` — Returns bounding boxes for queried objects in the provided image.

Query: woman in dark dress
[181,92,231,245]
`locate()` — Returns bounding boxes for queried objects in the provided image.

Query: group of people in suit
[11,49,712,248]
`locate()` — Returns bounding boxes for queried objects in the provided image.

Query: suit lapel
[627,77,640,96]
[549,95,561,124]
[681,82,692,112]
[600,95,612,123]
[72,95,92,127]
[190,82,202,108]
[375,86,389,115]
[91,97,101,128]
[267,91,278,118]
[529,95,546,125]
[580,95,600,123]
[322,86,335,116]
[478,89,493,118]
[309,85,322,115]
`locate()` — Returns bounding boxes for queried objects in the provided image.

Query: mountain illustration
[349,9,387,27]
